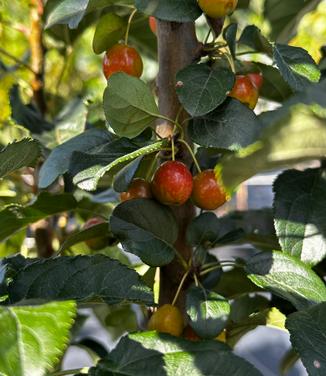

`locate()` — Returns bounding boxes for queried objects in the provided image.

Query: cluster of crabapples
[120,162,227,211]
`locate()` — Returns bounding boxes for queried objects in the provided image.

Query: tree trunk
[156,21,200,309]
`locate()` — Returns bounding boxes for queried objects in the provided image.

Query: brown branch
[29,0,46,114]
[156,21,201,310]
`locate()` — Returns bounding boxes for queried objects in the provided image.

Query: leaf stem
[125,8,137,45]
[172,270,190,306]
[178,139,201,173]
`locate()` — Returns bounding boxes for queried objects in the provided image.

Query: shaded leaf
[7,255,153,305]
[113,156,143,192]
[72,139,165,191]
[110,199,177,266]
[38,129,114,188]
[88,331,262,375]
[245,251,326,310]
[274,168,326,265]
[239,25,273,55]
[0,301,76,376]
[189,98,261,150]
[186,286,230,339]
[286,302,326,376]
[176,64,234,117]
[0,139,41,179]
[223,23,238,58]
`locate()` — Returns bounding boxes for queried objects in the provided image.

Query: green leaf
[0,193,77,241]
[93,13,126,54]
[286,302,326,376]
[0,301,76,376]
[110,199,178,267]
[216,104,326,195]
[186,212,221,247]
[113,156,143,192]
[88,331,262,375]
[0,139,41,179]
[59,222,116,253]
[135,0,202,22]
[238,25,273,55]
[256,63,293,103]
[176,64,235,117]
[103,73,159,138]
[10,86,53,134]
[72,139,165,191]
[274,168,326,265]
[7,255,153,305]
[186,286,230,339]
[189,99,261,150]
[38,129,114,188]
[245,251,326,310]
[274,44,321,92]
[223,23,238,58]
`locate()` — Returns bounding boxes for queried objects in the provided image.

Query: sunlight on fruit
[290,1,326,62]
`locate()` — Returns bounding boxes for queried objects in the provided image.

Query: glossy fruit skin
[248,72,264,90]
[149,16,157,34]
[198,0,238,18]
[151,161,193,206]
[102,44,143,80]
[229,75,259,110]
[120,178,152,202]
[83,217,107,250]
[148,304,184,336]
[192,169,226,210]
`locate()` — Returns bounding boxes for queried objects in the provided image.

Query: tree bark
[29,0,46,114]
[156,21,200,309]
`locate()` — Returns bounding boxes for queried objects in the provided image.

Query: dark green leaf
[0,139,41,179]
[223,23,238,58]
[239,25,273,55]
[187,212,221,247]
[93,13,126,54]
[113,156,143,192]
[10,86,53,134]
[186,286,230,339]
[256,63,293,103]
[0,301,76,376]
[189,98,261,150]
[103,73,159,138]
[38,129,114,188]
[7,255,153,305]
[0,193,77,241]
[135,0,202,22]
[176,64,234,117]
[274,44,321,92]
[274,168,326,265]
[286,302,326,376]
[245,251,326,310]
[88,331,262,375]
[110,199,177,267]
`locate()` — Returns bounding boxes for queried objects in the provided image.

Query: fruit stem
[50,368,89,376]
[178,139,202,173]
[172,270,190,306]
[125,8,137,45]
[200,261,240,276]
[193,273,199,287]
[203,29,212,45]
[174,249,189,271]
